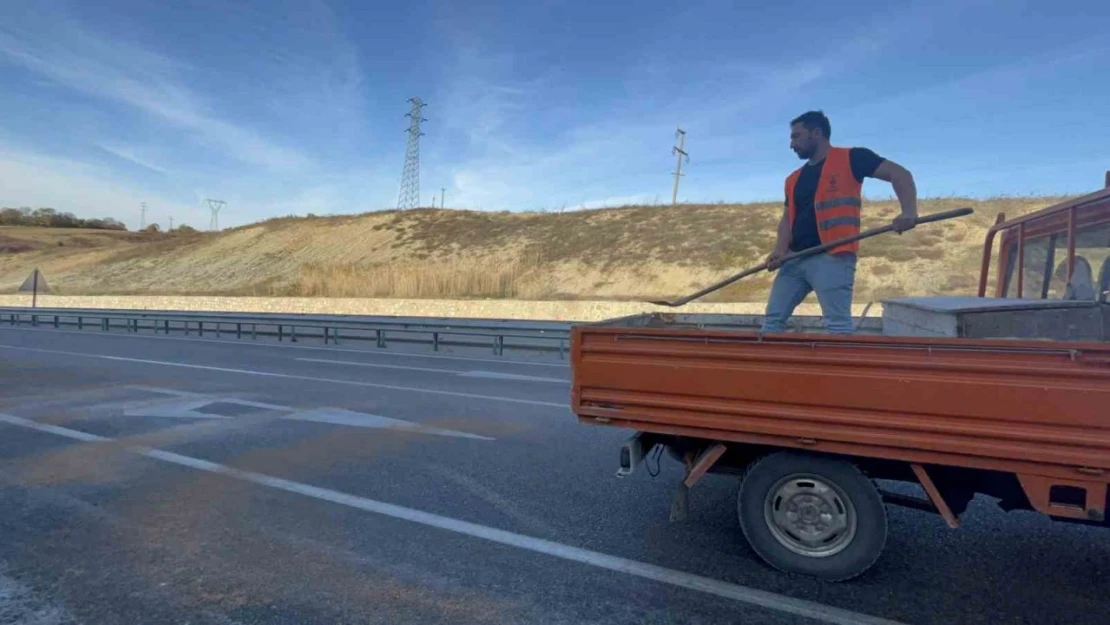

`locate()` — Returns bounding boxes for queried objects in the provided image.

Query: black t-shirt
[788,148,885,252]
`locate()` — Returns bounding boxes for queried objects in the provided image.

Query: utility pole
[140,202,147,229]
[205,199,226,231]
[441,187,445,209]
[671,128,688,205]
[168,215,174,231]
[396,97,426,209]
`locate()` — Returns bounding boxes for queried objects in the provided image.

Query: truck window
[1001,233,1057,299]
[1076,222,1110,301]
[1001,221,1110,300]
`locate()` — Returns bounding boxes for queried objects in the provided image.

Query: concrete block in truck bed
[881,296,1108,341]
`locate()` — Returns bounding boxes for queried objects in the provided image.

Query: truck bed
[570,312,1110,480]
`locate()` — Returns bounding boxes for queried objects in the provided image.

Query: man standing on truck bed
[762,110,919,334]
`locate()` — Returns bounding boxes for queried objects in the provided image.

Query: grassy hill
[0,196,1069,302]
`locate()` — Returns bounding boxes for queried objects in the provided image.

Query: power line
[205,199,226,231]
[671,128,689,205]
[397,97,426,209]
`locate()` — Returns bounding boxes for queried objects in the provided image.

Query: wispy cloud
[98,143,170,175]
[0,4,311,172]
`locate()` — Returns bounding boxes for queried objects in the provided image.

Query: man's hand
[891,212,917,234]
[766,246,789,271]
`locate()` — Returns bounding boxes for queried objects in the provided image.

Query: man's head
[789,110,831,160]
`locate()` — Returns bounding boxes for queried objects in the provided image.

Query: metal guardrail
[0,305,886,357]
[0,307,573,358]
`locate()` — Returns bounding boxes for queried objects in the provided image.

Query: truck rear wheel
[737,451,887,582]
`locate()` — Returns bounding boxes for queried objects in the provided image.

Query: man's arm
[871,160,918,233]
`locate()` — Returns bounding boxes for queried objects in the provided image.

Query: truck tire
[737,451,887,582]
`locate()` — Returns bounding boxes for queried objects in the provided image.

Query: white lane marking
[0,325,570,368]
[125,397,234,420]
[0,412,906,625]
[119,388,492,439]
[125,385,208,398]
[298,357,462,375]
[457,370,568,384]
[285,408,493,440]
[0,414,107,442]
[299,357,569,384]
[0,344,568,409]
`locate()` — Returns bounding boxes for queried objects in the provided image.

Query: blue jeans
[761,252,857,334]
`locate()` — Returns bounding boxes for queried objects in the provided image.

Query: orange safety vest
[785,146,863,255]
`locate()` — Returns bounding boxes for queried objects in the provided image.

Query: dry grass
[274,257,543,299]
[0,196,1073,301]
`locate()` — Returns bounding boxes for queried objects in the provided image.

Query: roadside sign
[17,268,49,307]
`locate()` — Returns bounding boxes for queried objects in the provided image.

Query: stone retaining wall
[0,294,882,322]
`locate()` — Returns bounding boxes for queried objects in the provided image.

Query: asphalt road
[0,325,1105,625]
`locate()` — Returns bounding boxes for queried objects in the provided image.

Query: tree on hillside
[142,223,161,233]
[0,208,23,224]
[0,207,127,230]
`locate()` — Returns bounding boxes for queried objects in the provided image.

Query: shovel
[647,207,974,307]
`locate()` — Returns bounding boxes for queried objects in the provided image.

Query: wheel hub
[764,475,857,557]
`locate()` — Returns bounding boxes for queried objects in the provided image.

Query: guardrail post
[184,321,189,336]
[433,332,439,351]
[54,315,59,328]
[237,323,242,339]
[333,328,340,345]
[559,340,566,360]
[32,314,38,327]
[252,324,257,340]
[278,325,283,342]
[494,335,504,356]
[78,316,83,330]
[291,326,297,342]
[377,329,385,348]
[323,327,329,345]
[164,320,170,334]
[102,318,108,331]
[199,322,204,337]
[216,323,221,338]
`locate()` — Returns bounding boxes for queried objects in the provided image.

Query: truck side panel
[571,328,1110,478]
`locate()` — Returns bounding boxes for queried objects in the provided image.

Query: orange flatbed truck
[569,173,1110,582]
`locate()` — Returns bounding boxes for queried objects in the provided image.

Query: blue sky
[1,0,1107,230]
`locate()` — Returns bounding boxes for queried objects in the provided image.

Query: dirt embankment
[0,196,1061,304]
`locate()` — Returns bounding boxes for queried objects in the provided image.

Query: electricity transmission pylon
[671,128,688,205]
[397,97,426,209]
[205,199,226,231]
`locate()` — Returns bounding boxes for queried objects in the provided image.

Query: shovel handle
[775,207,974,266]
[649,207,974,307]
